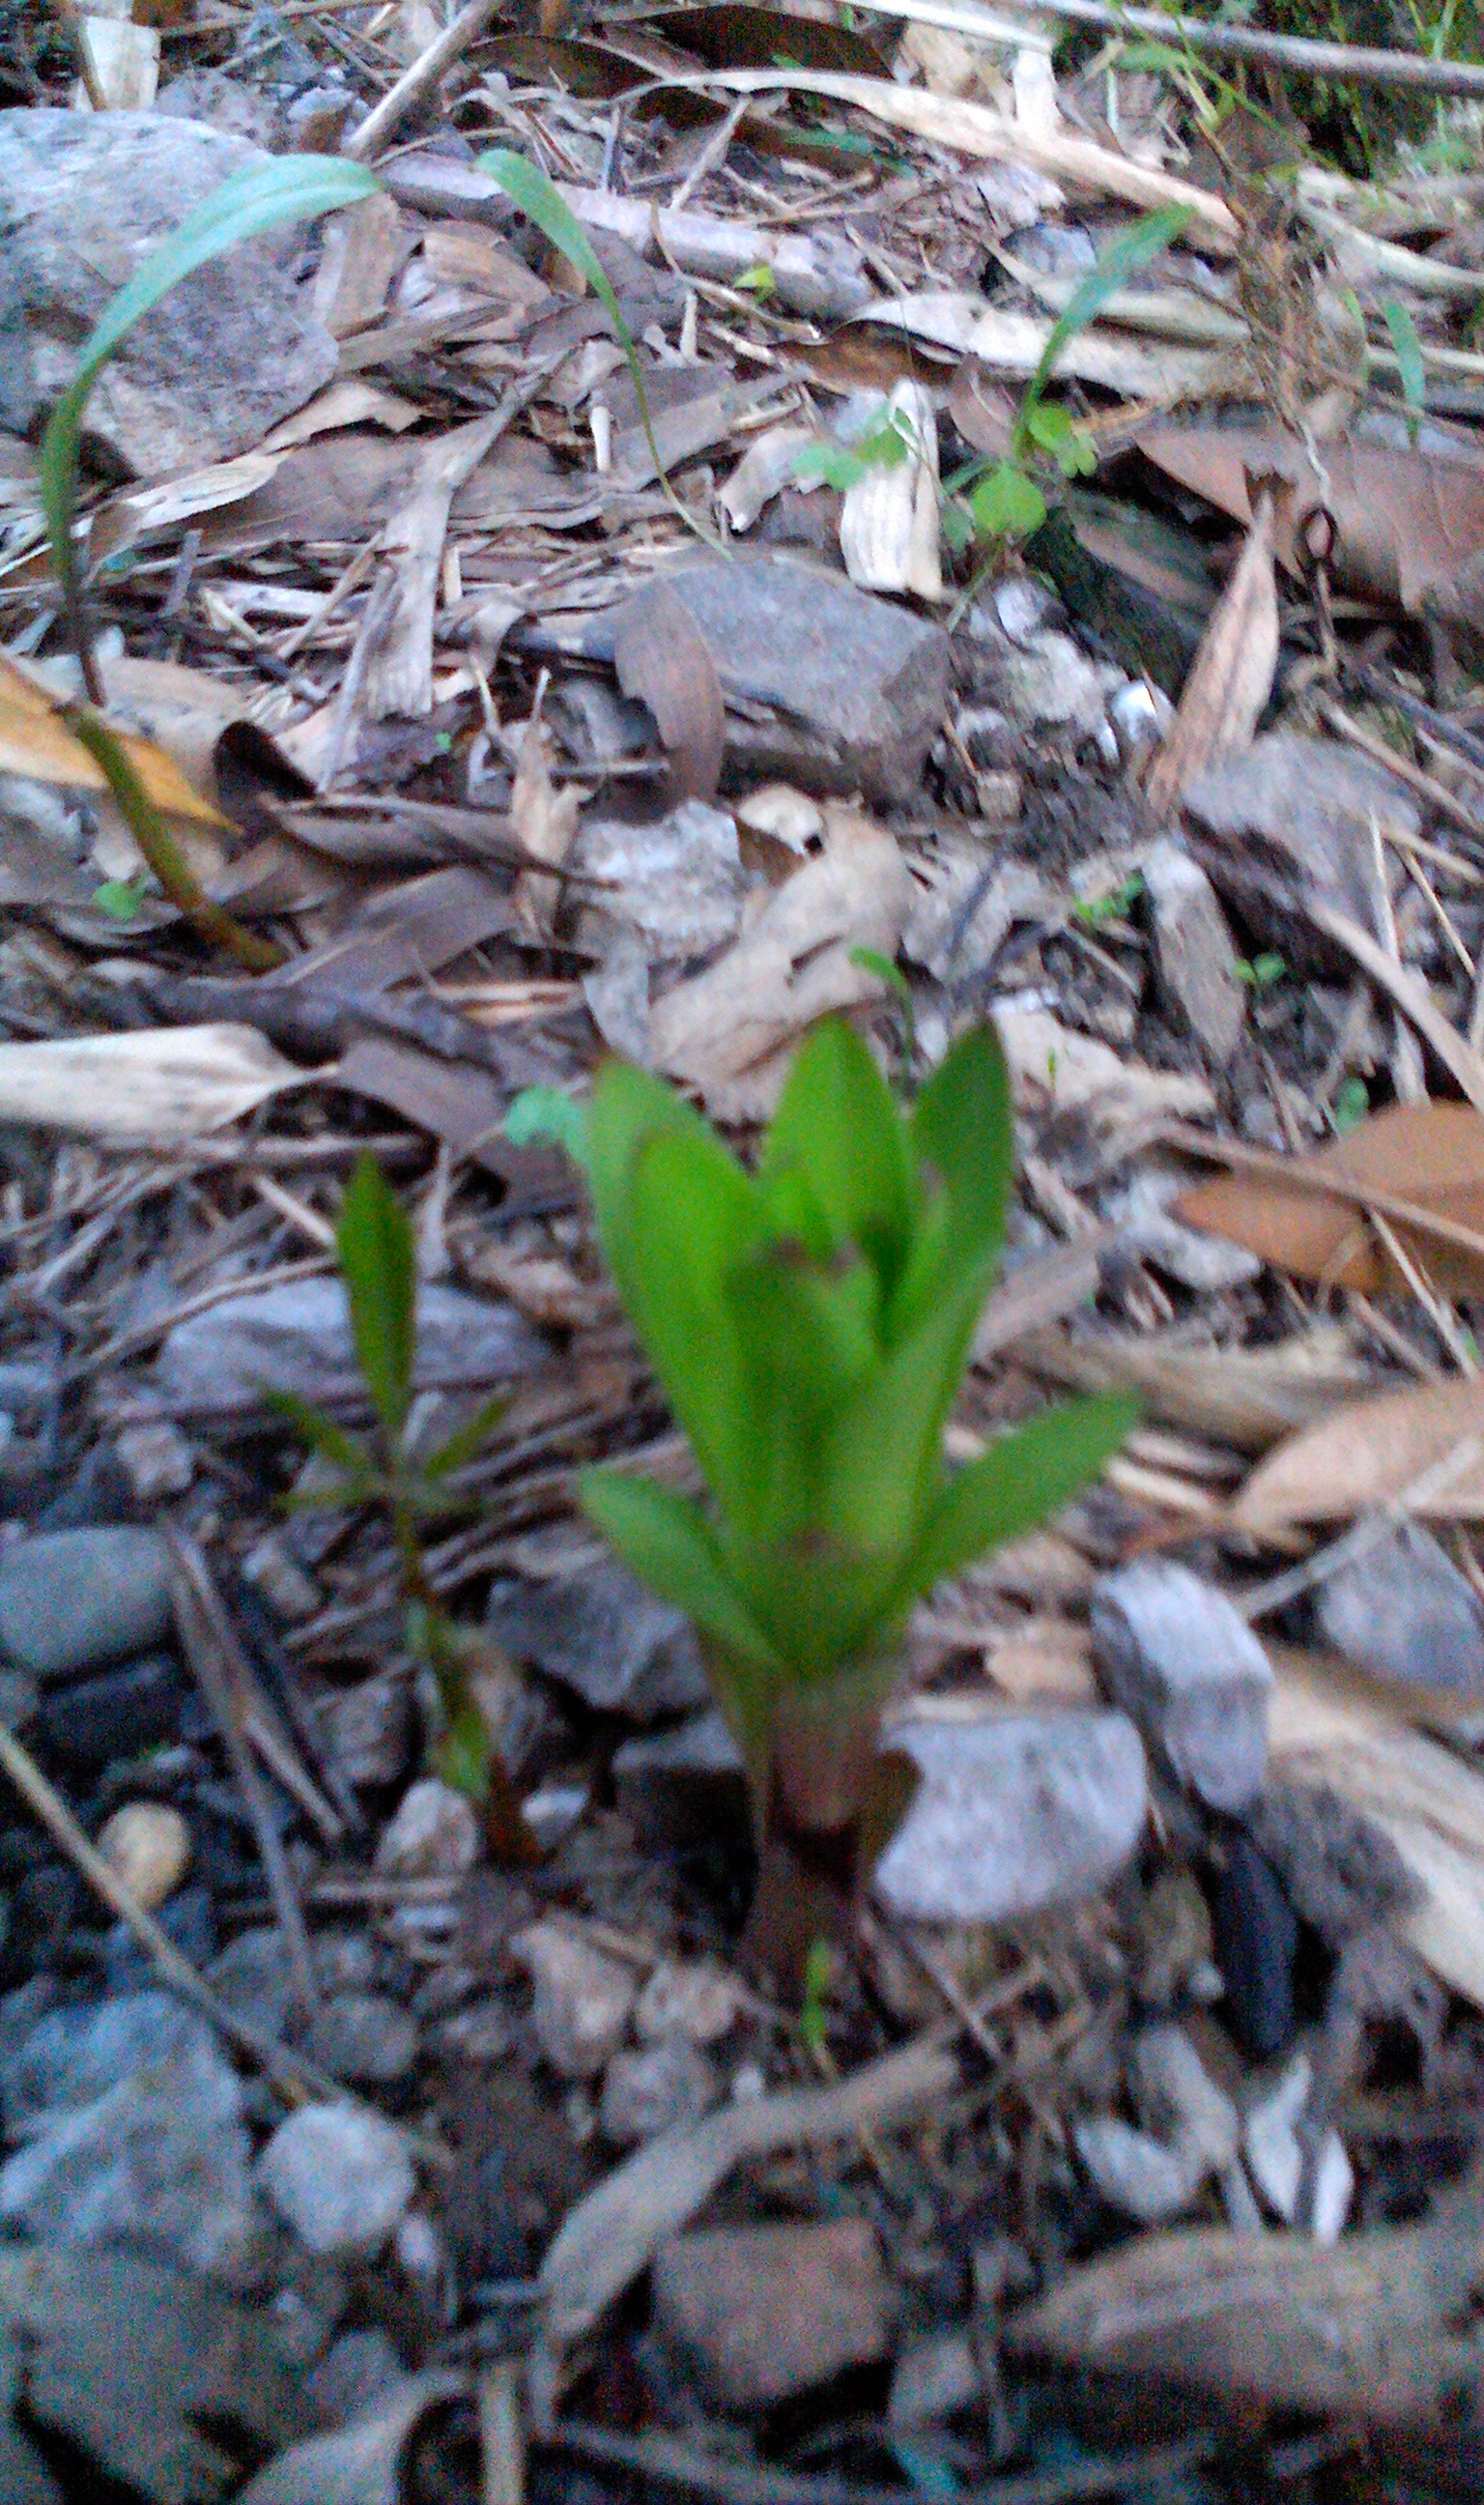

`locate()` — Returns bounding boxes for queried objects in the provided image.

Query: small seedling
[576,1018,1131,1979]
[734,263,779,300]
[848,944,916,1074]
[274,1155,535,1853]
[1072,872,1145,929]
[1234,951,1288,990]
[1332,1074,1370,1134]
[793,404,916,494]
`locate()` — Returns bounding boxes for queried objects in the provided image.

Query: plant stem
[67,708,283,973]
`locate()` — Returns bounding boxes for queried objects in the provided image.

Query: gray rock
[0,109,336,480]
[587,559,951,805]
[257,2103,414,2259]
[0,2322,62,2505]
[1073,2114,1204,2224]
[311,1993,418,2088]
[1129,2024,1239,2173]
[157,1275,546,1409]
[488,1556,709,1720]
[889,2326,980,2428]
[0,230,36,435]
[654,2220,893,2407]
[240,2371,462,2505]
[374,1776,479,1881]
[872,1710,1148,1924]
[307,2326,411,2430]
[576,802,748,961]
[209,1927,292,2046]
[1317,1518,1484,1708]
[313,1666,414,1793]
[0,1528,171,1680]
[0,1992,265,2285]
[511,1918,637,2079]
[1143,839,1246,1068]
[1093,1560,1272,1813]
[1107,1168,1262,1294]
[1183,733,1418,979]
[600,2036,720,2145]
[0,2244,312,2502]
[612,1708,750,1850]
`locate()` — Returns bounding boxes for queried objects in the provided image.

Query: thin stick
[1157,1119,1484,1266]
[343,0,503,158]
[861,0,1484,94]
[1368,815,1427,1106]
[1319,697,1484,847]
[1369,1210,1478,1376]
[166,1530,320,2020]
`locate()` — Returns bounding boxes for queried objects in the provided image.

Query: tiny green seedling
[1332,1075,1370,1134]
[576,1018,1131,1976]
[793,404,916,494]
[848,944,916,1075]
[1234,951,1288,991]
[1072,872,1146,930]
[274,1155,535,1849]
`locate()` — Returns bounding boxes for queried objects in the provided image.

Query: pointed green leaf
[900,1391,1135,1598]
[43,158,379,619]
[760,1019,915,1290]
[621,1129,767,1523]
[818,1262,992,1563]
[335,1154,416,1441]
[584,1056,716,1309]
[1018,201,1190,443]
[265,1387,376,1485]
[421,1393,507,1483]
[579,1469,780,1676]
[912,1022,1013,1262]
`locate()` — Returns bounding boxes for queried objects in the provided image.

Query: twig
[1240,1435,1482,1620]
[480,2358,527,2505]
[548,2422,1213,2505]
[166,1529,320,2021]
[1366,815,1427,1106]
[1319,696,1484,849]
[1368,1210,1477,1375]
[0,1714,329,2104]
[875,0,1484,93]
[1308,899,1484,1116]
[343,0,503,158]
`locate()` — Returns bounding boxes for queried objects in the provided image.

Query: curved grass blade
[42,157,379,680]
[1014,201,1191,460]
[477,148,724,550]
[1381,297,1427,443]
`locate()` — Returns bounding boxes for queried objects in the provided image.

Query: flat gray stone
[1093,1560,1272,1813]
[575,801,748,962]
[488,1556,709,1720]
[1317,1517,1484,1706]
[0,109,337,480]
[1143,839,1245,1069]
[873,1709,1148,1924]
[310,1992,418,2088]
[588,558,951,804]
[257,2102,414,2259]
[0,1992,265,2285]
[0,1528,170,1681]
[157,1275,546,1409]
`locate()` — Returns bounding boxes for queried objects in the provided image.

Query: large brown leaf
[613,579,725,804]
[1138,424,1484,625]
[1230,1374,1484,1536]
[1176,1101,1484,1299]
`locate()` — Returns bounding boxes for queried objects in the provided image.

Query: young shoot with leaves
[573,1018,1132,1979]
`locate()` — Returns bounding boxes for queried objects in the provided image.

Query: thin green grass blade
[335,1154,416,1442]
[1015,201,1191,456]
[42,158,379,610]
[1381,297,1427,442]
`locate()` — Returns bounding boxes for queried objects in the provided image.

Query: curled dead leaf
[1230,1374,1484,1537]
[613,579,726,805]
[0,1025,309,1143]
[1144,492,1277,815]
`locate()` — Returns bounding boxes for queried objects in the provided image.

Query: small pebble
[241,1534,322,1627]
[510,1918,636,2079]
[310,1992,418,2088]
[114,1420,194,1503]
[374,1777,479,1881]
[634,1961,742,2046]
[258,2103,414,2259]
[1073,2114,1205,2225]
[0,1530,172,1681]
[97,1802,190,1912]
[600,2037,719,2145]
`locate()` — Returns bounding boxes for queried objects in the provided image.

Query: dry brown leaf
[1144,493,1276,815]
[1020,1321,1378,1453]
[1230,1375,1484,1536]
[510,710,581,940]
[1138,424,1484,626]
[1175,1101,1484,1300]
[0,657,230,829]
[648,803,910,1119]
[361,409,508,721]
[0,1026,307,1142]
[613,579,726,805]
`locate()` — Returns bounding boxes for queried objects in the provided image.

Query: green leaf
[1333,1073,1370,1134]
[622,1129,768,1525]
[479,148,679,516]
[792,441,870,490]
[760,1019,916,1292]
[420,1392,507,1483]
[335,1154,416,1442]
[578,1470,780,1676]
[1017,201,1191,451]
[585,1056,716,1309]
[503,1085,588,1165]
[969,461,1047,542]
[91,876,149,921]
[899,1391,1135,1598]
[909,1021,1013,1284]
[1382,296,1427,442]
[818,1263,991,1565]
[43,158,378,623]
[265,1388,377,1487]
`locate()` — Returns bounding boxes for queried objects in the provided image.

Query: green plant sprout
[1380,296,1427,441]
[793,404,916,494]
[848,944,916,1074]
[1072,872,1146,929]
[575,1018,1132,1980]
[1331,1074,1370,1134]
[946,201,1191,555]
[1234,951,1288,990]
[274,1155,537,1857]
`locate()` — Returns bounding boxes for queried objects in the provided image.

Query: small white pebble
[98,1801,190,1912]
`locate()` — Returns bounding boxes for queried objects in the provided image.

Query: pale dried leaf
[0,1026,307,1142]
[863,294,1224,400]
[1145,494,1277,814]
[361,410,507,720]
[647,804,911,1119]
[1231,1376,1484,1535]
[511,714,581,938]
[840,380,941,602]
